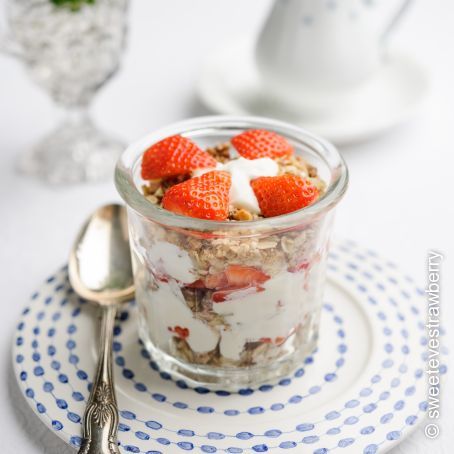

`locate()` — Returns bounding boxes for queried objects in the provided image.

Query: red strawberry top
[162,171,232,221]
[141,129,322,220]
[141,135,216,180]
[251,174,319,218]
[231,129,294,160]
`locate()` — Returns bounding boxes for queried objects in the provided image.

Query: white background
[0,0,452,452]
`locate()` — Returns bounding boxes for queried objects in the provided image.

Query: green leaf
[50,0,96,11]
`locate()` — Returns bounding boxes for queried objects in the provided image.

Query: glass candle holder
[1,0,128,183]
[116,116,348,388]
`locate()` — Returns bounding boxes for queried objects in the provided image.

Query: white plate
[197,39,429,145]
[13,240,444,454]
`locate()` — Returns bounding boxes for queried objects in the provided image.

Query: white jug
[255,0,413,115]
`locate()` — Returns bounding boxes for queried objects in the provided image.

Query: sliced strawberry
[212,289,232,303]
[289,252,321,273]
[187,265,269,297]
[186,272,228,289]
[204,272,229,289]
[168,326,190,339]
[288,261,310,273]
[260,327,297,346]
[185,279,206,289]
[251,174,319,217]
[185,274,227,289]
[141,135,216,180]
[213,286,265,303]
[153,259,171,283]
[211,265,269,303]
[155,273,169,283]
[259,336,286,345]
[162,171,231,220]
[231,129,293,160]
[224,265,269,288]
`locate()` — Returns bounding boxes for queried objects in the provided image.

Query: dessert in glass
[115,116,348,388]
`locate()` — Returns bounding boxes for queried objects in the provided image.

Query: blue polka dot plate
[13,240,444,454]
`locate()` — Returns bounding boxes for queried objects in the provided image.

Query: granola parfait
[116,116,348,388]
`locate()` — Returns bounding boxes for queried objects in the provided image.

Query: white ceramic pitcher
[255,0,413,115]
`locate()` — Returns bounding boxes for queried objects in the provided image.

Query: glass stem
[58,105,91,127]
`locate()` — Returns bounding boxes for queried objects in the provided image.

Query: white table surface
[0,0,452,452]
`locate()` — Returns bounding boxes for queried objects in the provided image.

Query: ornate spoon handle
[79,305,120,454]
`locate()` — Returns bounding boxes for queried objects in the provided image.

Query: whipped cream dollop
[193,157,279,214]
[146,279,220,354]
[147,241,195,283]
[212,270,312,360]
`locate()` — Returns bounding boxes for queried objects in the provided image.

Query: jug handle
[381,0,414,43]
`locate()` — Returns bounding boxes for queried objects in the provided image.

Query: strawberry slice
[213,286,265,303]
[168,326,190,339]
[260,326,297,346]
[288,261,310,273]
[251,174,319,217]
[224,265,269,288]
[186,272,228,289]
[289,251,322,273]
[185,279,206,289]
[231,129,293,160]
[141,135,216,180]
[205,272,229,289]
[162,170,231,220]
[187,265,269,296]
[211,265,269,303]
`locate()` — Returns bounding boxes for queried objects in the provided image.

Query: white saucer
[197,39,429,145]
[13,240,445,453]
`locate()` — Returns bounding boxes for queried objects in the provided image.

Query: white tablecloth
[0,0,452,452]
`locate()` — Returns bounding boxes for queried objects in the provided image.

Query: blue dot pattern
[12,243,444,453]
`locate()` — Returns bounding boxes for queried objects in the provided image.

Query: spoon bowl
[69,204,134,305]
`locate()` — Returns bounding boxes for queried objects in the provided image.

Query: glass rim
[115,115,349,233]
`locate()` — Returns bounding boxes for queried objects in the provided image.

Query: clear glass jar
[116,116,348,388]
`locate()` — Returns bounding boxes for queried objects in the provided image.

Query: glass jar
[115,116,348,388]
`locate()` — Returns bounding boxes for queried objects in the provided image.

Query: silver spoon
[69,204,135,454]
